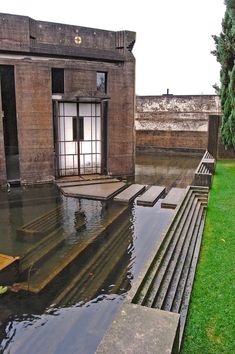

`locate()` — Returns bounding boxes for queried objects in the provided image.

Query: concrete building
[0,13,136,185]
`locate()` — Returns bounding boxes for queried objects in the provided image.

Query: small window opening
[52,68,64,94]
[96,72,107,93]
[73,117,84,141]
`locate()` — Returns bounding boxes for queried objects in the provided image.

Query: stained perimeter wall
[136,95,221,154]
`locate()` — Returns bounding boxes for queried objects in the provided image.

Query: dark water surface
[0,152,200,354]
[135,151,200,190]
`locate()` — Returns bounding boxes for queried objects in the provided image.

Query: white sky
[1,0,226,95]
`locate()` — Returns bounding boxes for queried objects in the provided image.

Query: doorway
[54,101,103,176]
[0,65,20,182]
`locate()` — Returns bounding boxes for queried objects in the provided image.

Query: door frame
[0,76,7,183]
[53,98,108,177]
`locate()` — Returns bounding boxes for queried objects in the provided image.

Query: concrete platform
[60,181,127,200]
[114,184,146,203]
[137,186,166,206]
[161,188,186,209]
[95,303,180,354]
[56,178,120,189]
[0,254,20,284]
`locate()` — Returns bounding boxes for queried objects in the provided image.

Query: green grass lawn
[181,161,235,354]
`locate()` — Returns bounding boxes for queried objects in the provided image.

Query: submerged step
[18,204,128,293]
[137,186,166,206]
[140,193,198,308]
[114,184,146,203]
[161,188,186,209]
[153,200,203,310]
[53,216,132,306]
[0,254,20,284]
[130,186,209,351]
[178,208,207,345]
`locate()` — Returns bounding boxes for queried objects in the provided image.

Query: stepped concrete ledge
[137,185,166,206]
[114,184,146,203]
[56,178,120,188]
[0,254,20,284]
[60,181,127,200]
[161,188,186,209]
[95,303,180,354]
[18,205,128,293]
[55,174,113,183]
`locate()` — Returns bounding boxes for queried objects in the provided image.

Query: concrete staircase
[131,185,208,346]
[52,213,132,306]
[96,185,209,354]
[193,150,215,188]
[17,203,128,293]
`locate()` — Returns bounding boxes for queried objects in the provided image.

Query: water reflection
[0,152,199,354]
[135,151,201,189]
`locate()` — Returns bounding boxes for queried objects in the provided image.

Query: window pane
[52,68,64,94]
[96,72,107,93]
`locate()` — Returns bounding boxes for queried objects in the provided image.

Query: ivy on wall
[212,0,235,149]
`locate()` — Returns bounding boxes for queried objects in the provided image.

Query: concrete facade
[136,95,221,153]
[0,13,136,185]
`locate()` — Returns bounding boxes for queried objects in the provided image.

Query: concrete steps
[53,214,132,306]
[161,187,186,209]
[114,184,146,203]
[18,204,86,274]
[132,186,208,347]
[137,186,166,206]
[17,204,128,293]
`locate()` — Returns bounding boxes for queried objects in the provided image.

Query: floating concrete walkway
[137,186,166,206]
[59,181,127,200]
[114,184,146,203]
[161,187,186,209]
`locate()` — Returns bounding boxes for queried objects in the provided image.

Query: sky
[0,0,226,95]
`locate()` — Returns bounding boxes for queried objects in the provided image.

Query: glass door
[56,102,102,176]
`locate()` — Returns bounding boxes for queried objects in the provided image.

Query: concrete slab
[137,186,166,206]
[56,178,120,189]
[95,303,180,354]
[161,187,186,209]
[0,254,20,284]
[60,181,127,200]
[114,184,146,203]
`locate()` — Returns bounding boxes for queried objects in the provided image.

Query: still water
[0,152,200,354]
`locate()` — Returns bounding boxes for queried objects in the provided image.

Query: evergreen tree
[212,0,235,149]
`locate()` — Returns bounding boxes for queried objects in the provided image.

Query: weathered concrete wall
[0,13,136,184]
[15,62,54,184]
[136,95,221,152]
[208,115,235,159]
[137,130,207,151]
[108,61,135,176]
[0,92,6,184]
[0,13,135,62]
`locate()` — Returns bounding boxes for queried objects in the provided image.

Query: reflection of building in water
[0,13,136,185]
[135,152,200,189]
[0,201,134,353]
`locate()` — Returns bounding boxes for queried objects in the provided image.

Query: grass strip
[181,160,235,354]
